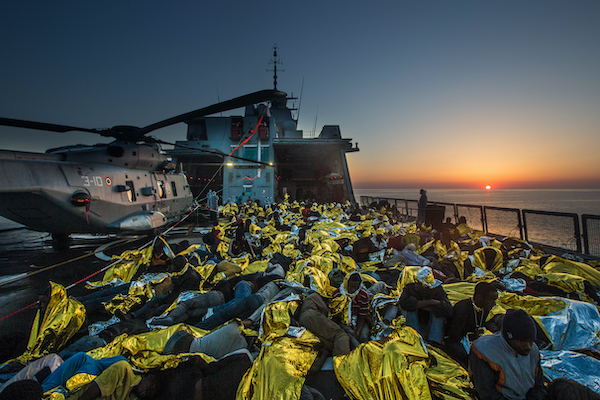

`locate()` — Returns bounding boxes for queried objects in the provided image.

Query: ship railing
[582,215,600,257]
[359,196,599,258]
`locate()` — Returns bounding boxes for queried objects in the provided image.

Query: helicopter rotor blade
[0,89,286,141]
[138,89,287,136]
[0,117,102,134]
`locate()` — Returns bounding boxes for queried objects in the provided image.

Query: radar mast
[267,44,284,90]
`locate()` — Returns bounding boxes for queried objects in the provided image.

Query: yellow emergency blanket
[87,323,214,371]
[542,256,600,287]
[333,322,431,400]
[329,295,351,326]
[425,346,476,400]
[287,264,334,298]
[258,298,301,345]
[496,292,568,316]
[236,332,320,400]
[87,247,153,288]
[441,282,477,305]
[513,258,544,278]
[472,247,503,272]
[21,282,85,362]
[103,283,155,315]
[397,265,421,291]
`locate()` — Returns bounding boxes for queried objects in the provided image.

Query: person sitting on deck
[398,266,453,345]
[444,281,499,367]
[352,235,376,263]
[332,272,371,344]
[470,308,600,400]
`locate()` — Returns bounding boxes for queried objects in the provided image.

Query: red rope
[242,167,264,181]
[229,107,267,157]
[0,301,38,322]
[65,266,112,291]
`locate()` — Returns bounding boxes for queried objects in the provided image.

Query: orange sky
[347,96,600,190]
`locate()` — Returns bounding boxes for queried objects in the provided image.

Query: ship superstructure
[170,48,359,205]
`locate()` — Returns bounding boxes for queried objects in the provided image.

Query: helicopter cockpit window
[126,180,136,202]
[157,181,166,198]
[171,181,178,197]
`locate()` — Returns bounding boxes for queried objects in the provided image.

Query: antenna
[297,77,304,124]
[266,44,284,90]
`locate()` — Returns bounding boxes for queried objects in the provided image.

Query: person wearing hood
[332,272,370,343]
[398,266,452,345]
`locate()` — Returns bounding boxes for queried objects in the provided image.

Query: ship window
[189,120,208,140]
[229,173,233,183]
[244,146,257,161]
[260,146,269,162]
[231,119,242,139]
[126,180,136,202]
[265,172,270,183]
[171,181,178,197]
[258,121,268,138]
[157,181,166,198]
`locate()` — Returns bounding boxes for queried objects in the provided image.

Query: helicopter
[0,89,286,243]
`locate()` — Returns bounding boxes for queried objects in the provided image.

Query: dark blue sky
[1,1,599,188]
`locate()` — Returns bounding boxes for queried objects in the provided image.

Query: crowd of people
[1,197,600,400]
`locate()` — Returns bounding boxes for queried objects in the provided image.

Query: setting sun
[485,185,492,190]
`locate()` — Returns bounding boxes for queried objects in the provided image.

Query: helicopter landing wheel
[51,233,72,250]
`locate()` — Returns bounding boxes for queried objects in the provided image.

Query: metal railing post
[574,216,582,254]
[582,215,590,255]
[517,212,524,240]
[483,207,489,234]
[522,211,529,243]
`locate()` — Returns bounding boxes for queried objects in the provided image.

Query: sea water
[355,189,600,254]
[354,189,600,216]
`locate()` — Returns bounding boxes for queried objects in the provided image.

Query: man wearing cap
[398,266,452,344]
[469,308,546,400]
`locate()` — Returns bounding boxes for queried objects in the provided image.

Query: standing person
[416,189,427,225]
[207,190,219,222]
